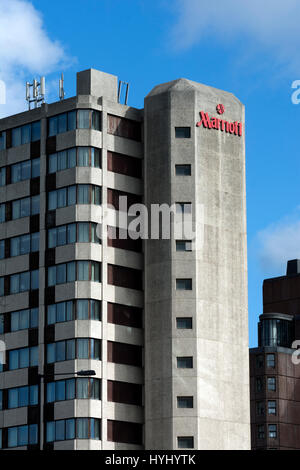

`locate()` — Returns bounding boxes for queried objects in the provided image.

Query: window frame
[177,356,193,369]
[177,436,194,449]
[175,127,191,139]
[267,377,276,392]
[268,400,277,416]
[266,354,275,368]
[175,164,192,176]
[268,424,277,439]
[176,278,193,290]
[176,317,193,329]
[177,396,194,408]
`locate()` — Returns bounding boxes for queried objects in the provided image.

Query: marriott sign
[196,109,243,137]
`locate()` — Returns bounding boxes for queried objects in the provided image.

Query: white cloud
[256,214,300,274]
[0,0,71,117]
[169,0,300,70]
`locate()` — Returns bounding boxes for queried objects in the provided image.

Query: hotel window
[175,164,191,176]
[48,224,75,248]
[256,355,264,368]
[10,232,39,257]
[176,202,192,214]
[107,114,141,141]
[11,121,40,147]
[258,425,265,440]
[0,390,2,410]
[48,111,76,136]
[267,354,275,368]
[267,377,276,392]
[48,186,74,210]
[107,381,142,406]
[0,204,5,223]
[79,147,101,167]
[107,226,142,253]
[256,377,263,392]
[48,148,75,172]
[47,299,101,325]
[78,299,101,320]
[48,110,101,136]
[0,314,3,334]
[259,318,292,348]
[78,110,101,130]
[47,261,100,287]
[177,357,193,369]
[48,222,100,248]
[176,240,192,252]
[107,420,142,445]
[0,167,6,186]
[0,240,4,259]
[46,418,100,443]
[177,397,193,408]
[256,401,265,416]
[8,385,38,409]
[177,437,194,449]
[48,185,101,210]
[9,269,39,295]
[46,338,101,363]
[8,424,38,448]
[10,308,38,332]
[47,301,73,324]
[84,110,101,129]
[176,279,192,290]
[46,378,101,403]
[107,151,142,179]
[48,147,101,173]
[176,317,193,329]
[107,188,142,211]
[11,158,40,183]
[0,131,6,150]
[268,400,277,415]
[175,127,191,138]
[107,341,142,367]
[9,346,38,370]
[269,424,277,439]
[12,195,40,220]
[107,302,142,329]
[107,264,142,291]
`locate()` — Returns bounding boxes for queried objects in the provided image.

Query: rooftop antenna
[59,73,65,101]
[26,77,45,110]
[118,80,130,105]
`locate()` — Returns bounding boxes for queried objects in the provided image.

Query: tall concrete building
[0,69,250,450]
[250,260,300,450]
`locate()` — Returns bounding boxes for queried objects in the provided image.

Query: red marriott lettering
[196,111,243,137]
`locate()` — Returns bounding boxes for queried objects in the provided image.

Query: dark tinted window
[175,127,191,138]
[175,164,191,175]
[176,317,192,329]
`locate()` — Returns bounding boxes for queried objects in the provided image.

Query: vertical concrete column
[38,109,47,449]
[100,104,108,449]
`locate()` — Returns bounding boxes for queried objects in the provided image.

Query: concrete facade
[0,69,250,450]
[144,79,250,449]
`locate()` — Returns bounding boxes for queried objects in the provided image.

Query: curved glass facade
[259,318,293,348]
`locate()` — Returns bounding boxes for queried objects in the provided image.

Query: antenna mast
[59,73,65,101]
[26,77,46,110]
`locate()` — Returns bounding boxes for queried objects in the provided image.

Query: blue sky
[1,0,300,347]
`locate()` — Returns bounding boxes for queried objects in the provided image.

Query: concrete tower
[144,79,250,450]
